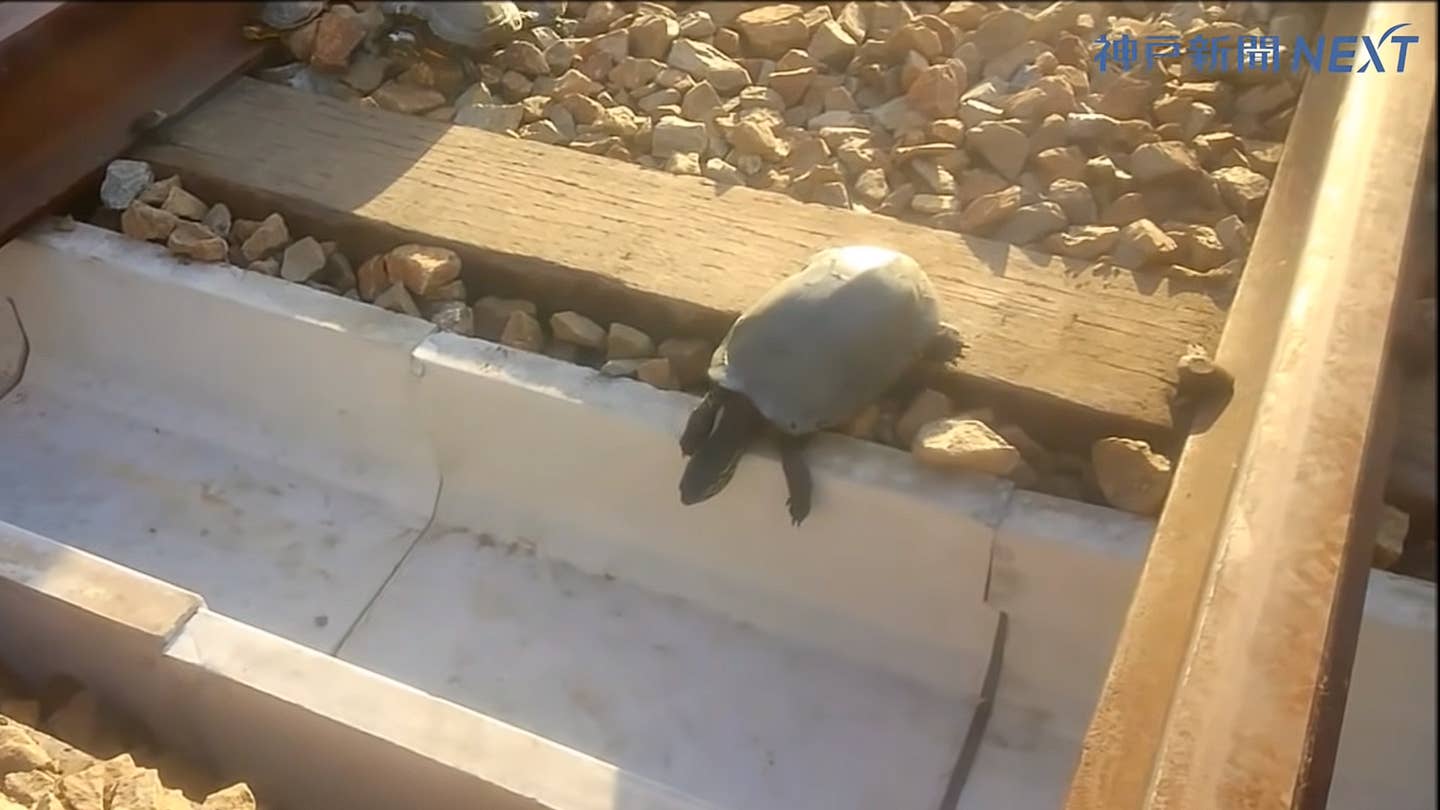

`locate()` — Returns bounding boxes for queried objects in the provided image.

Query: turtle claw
[786,497,809,527]
[779,433,812,528]
[927,323,968,363]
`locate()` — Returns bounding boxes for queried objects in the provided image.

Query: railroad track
[0,1,263,243]
[0,2,1434,809]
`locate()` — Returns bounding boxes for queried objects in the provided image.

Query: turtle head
[679,392,763,506]
[679,448,742,506]
[924,323,968,363]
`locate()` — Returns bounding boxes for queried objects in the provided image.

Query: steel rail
[1064,3,1437,808]
[0,1,263,244]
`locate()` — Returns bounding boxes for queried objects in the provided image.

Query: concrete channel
[0,224,1433,809]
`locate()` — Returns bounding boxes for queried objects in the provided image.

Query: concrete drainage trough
[0,224,1432,810]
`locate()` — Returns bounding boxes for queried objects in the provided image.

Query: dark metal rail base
[0,1,262,243]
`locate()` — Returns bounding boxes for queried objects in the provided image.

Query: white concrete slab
[984,492,1155,732]
[959,491,1439,810]
[340,524,986,810]
[0,227,438,651]
[0,374,421,652]
[340,332,1008,810]
[1331,571,1437,810]
[957,491,1155,810]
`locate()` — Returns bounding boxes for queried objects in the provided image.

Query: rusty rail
[1064,3,1437,808]
[0,1,262,243]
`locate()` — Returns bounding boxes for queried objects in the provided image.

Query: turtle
[374,1,526,85]
[677,246,967,526]
[242,1,325,41]
[515,1,569,26]
[380,1,525,52]
[376,24,479,91]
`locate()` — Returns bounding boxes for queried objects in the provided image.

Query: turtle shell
[380,1,524,50]
[709,246,941,435]
[258,1,326,31]
[515,1,568,26]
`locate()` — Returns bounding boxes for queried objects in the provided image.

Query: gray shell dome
[381,1,525,49]
[259,1,325,30]
[710,246,941,435]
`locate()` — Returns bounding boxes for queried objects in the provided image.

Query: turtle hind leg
[884,363,929,405]
[679,393,762,507]
[680,388,723,457]
[779,433,814,527]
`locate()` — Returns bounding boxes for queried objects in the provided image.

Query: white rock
[1091,437,1172,515]
[703,157,744,185]
[606,322,655,358]
[651,115,709,157]
[966,121,1028,179]
[280,236,327,282]
[1373,504,1410,569]
[664,152,703,175]
[550,311,606,348]
[666,39,750,94]
[1129,141,1202,181]
[896,389,953,445]
[100,160,154,210]
[912,418,1020,475]
[990,201,1067,244]
[455,103,525,133]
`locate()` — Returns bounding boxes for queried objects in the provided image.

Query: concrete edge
[163,608,726,810]
[20,224,441,351]
[986,491,1156,731]
[0,518,203,645]
[0,551,721,810]
[413,332,1018,522]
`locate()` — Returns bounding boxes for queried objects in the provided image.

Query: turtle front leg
[779,433,813,527]
[884,363,930,406]
[680,388,723,456]
[887,325,968,405]
[925,323,968,362]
